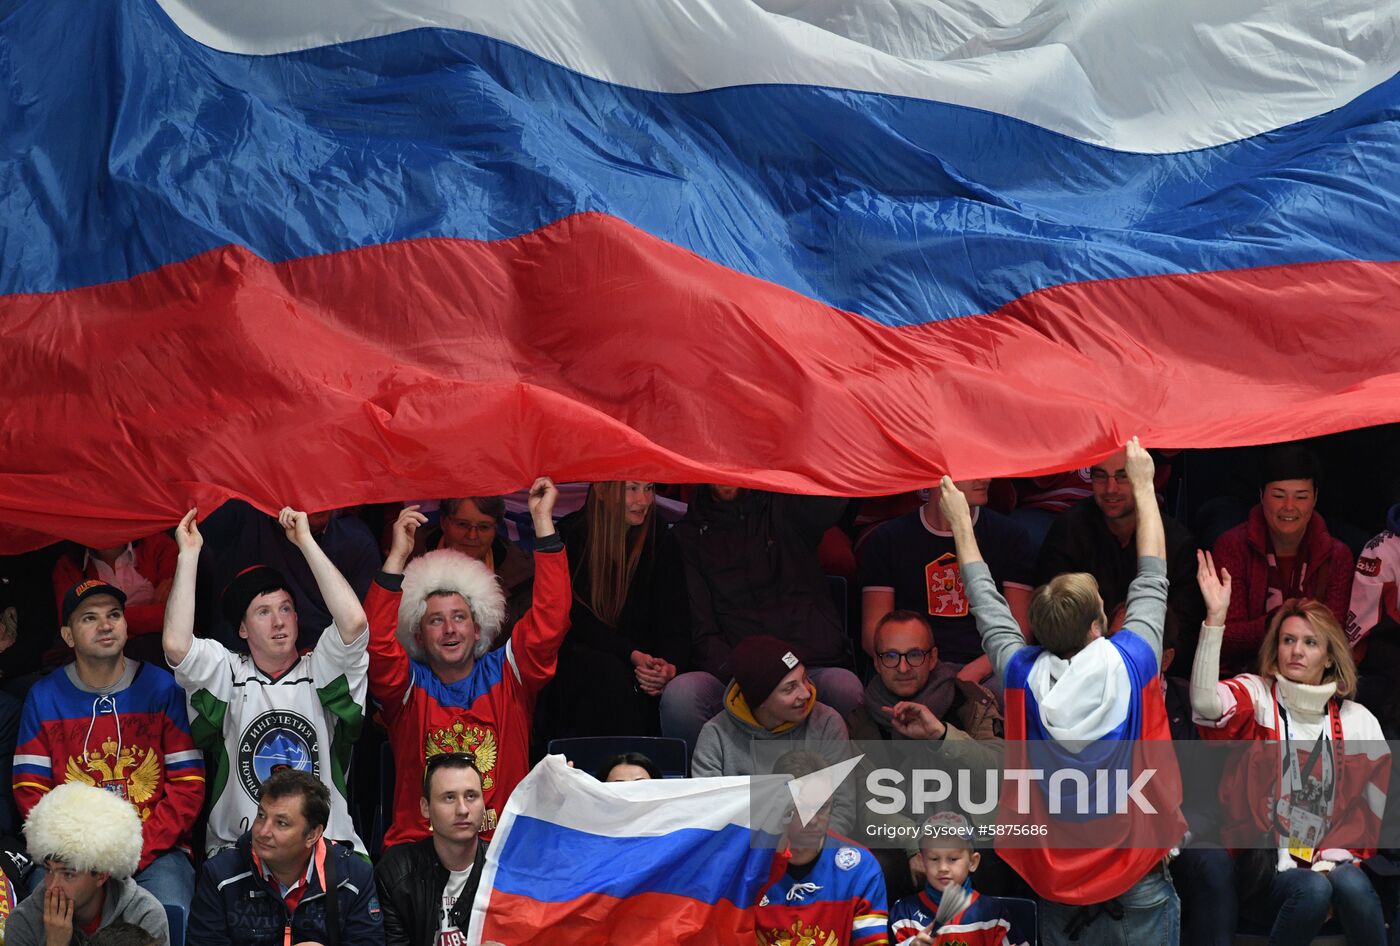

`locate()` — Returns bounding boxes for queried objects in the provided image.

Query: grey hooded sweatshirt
[692,680,855,833]
[7,876,169,946]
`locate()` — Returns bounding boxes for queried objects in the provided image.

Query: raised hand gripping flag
[466,755,784,945]
[4,0,1400,549]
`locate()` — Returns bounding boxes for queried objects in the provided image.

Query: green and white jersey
[173,625,368,855]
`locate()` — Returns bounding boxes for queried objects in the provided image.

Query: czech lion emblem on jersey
[65,737,160,812]
[925,552,968,617]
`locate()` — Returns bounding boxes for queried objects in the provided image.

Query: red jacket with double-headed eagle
[366,546,570,848]
[13,660,204,871]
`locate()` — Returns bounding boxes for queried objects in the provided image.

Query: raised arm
[530,477,559,541]
[1191,550,1232,721]
[507,478,573,690]
[280,507,367,644]
[163,508,202,667]
[364,506,427,706]
[1126,437,1166,561]
[940,478,1023,680]
[1120,438,1170,660]
[940,477,985,569]
[382,505,427,578]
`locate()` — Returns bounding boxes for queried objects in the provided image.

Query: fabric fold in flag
[467,755,787,945]
[4,0,1400,548]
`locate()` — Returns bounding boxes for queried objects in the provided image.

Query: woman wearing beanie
[691,635,855,833]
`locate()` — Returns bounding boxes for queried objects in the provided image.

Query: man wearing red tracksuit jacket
[14,579,204,914]
[366,478,569,846]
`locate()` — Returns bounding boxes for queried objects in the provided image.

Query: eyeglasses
[425,751,477,769]
[449,520,496,535]
[1088,469,1129,484]
[877,648,934,668]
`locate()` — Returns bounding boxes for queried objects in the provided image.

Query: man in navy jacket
[189,769,384,946]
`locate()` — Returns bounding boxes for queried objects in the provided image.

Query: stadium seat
[1234,919,1345,946]
[1000,896,1037,946]
[547,736,689,779]
[165,903,186,946]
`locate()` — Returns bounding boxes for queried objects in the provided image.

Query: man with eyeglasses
[845,611,1000,903]
[1037,447,1203,667]
[375,753,487,946]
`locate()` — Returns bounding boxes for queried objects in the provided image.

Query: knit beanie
[731,635,802,708]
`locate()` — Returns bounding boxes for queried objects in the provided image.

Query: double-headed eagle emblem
[64,737,160,811]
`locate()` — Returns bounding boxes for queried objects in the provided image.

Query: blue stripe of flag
[5,0,1400,327]
[491,816,774,905]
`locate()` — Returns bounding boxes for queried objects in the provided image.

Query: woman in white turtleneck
[1191,550,1387,946]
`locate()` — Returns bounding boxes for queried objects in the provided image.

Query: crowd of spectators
[0,429,1399,946]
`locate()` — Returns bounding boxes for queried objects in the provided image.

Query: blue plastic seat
[547,736,689,779]
[1000,896,1037,946]
[164,903,186,946]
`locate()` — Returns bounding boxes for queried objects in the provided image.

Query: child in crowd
[889,813,1028,946]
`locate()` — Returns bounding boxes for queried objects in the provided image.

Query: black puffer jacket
[671,488,850,677]
[374,839,488,946]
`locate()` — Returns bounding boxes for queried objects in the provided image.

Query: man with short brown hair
[375,753,488,946]
[189,768,383,946]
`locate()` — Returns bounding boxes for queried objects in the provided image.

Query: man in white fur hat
[8,784,168,946]
[365,477,569,848]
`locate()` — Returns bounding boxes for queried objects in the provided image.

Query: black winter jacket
[671,488,850,677]
[189,833,384,946]
[374,839,488,946]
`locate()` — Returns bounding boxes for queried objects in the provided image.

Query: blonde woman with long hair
[1192,550,1388,946]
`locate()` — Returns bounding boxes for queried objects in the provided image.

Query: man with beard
[1037,447,1203,665]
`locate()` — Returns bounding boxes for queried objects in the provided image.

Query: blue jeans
[1171,848,1236,946]
[659,667,864,757]
[1040,859,1180,946]
[135,850,194,918]
[1267,864,1385,946]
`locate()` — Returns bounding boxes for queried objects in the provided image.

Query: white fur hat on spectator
[398,549,507,659]
[24,783,143,878]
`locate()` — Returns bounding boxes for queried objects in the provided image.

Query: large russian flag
[466,755,783,944]
[3,0,1400,550]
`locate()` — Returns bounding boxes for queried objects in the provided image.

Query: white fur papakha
[24,783,143,878]
[398,549,507,660]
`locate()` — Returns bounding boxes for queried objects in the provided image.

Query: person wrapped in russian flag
[938,438,1186,946]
